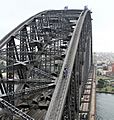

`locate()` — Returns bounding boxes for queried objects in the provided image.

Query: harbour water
[96,93,114,120]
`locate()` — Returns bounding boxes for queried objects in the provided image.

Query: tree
[105,88,107,92]
[112,88,114,92]
[97,79,105,88]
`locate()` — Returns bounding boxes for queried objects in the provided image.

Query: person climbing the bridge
[63,67,68,78]
[84,6,88,11]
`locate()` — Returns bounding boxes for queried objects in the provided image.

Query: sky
[0,0,114,52]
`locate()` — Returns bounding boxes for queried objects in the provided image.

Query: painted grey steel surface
[0,9,92,120]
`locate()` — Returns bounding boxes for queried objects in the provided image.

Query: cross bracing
[0,9,93,120]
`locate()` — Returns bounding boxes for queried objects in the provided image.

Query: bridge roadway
[79,66,96,120]
[0,8,94,120]
[89,67,96,120]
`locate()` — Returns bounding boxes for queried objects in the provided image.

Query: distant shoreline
[96,91,114,94]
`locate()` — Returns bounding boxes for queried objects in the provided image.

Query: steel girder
[45,10,92,120]
[0,9,92,120]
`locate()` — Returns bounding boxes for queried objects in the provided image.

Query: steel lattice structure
[0,8,93,120]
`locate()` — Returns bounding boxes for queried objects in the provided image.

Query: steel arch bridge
[0,8,94,120]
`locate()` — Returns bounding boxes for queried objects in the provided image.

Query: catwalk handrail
[45,9,90,120]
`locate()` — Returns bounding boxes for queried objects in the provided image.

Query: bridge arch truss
[0,9,93,120]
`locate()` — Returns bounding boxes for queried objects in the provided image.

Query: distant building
[108,65,112,71]
[111,63,114,75]
[105,71,112,76]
